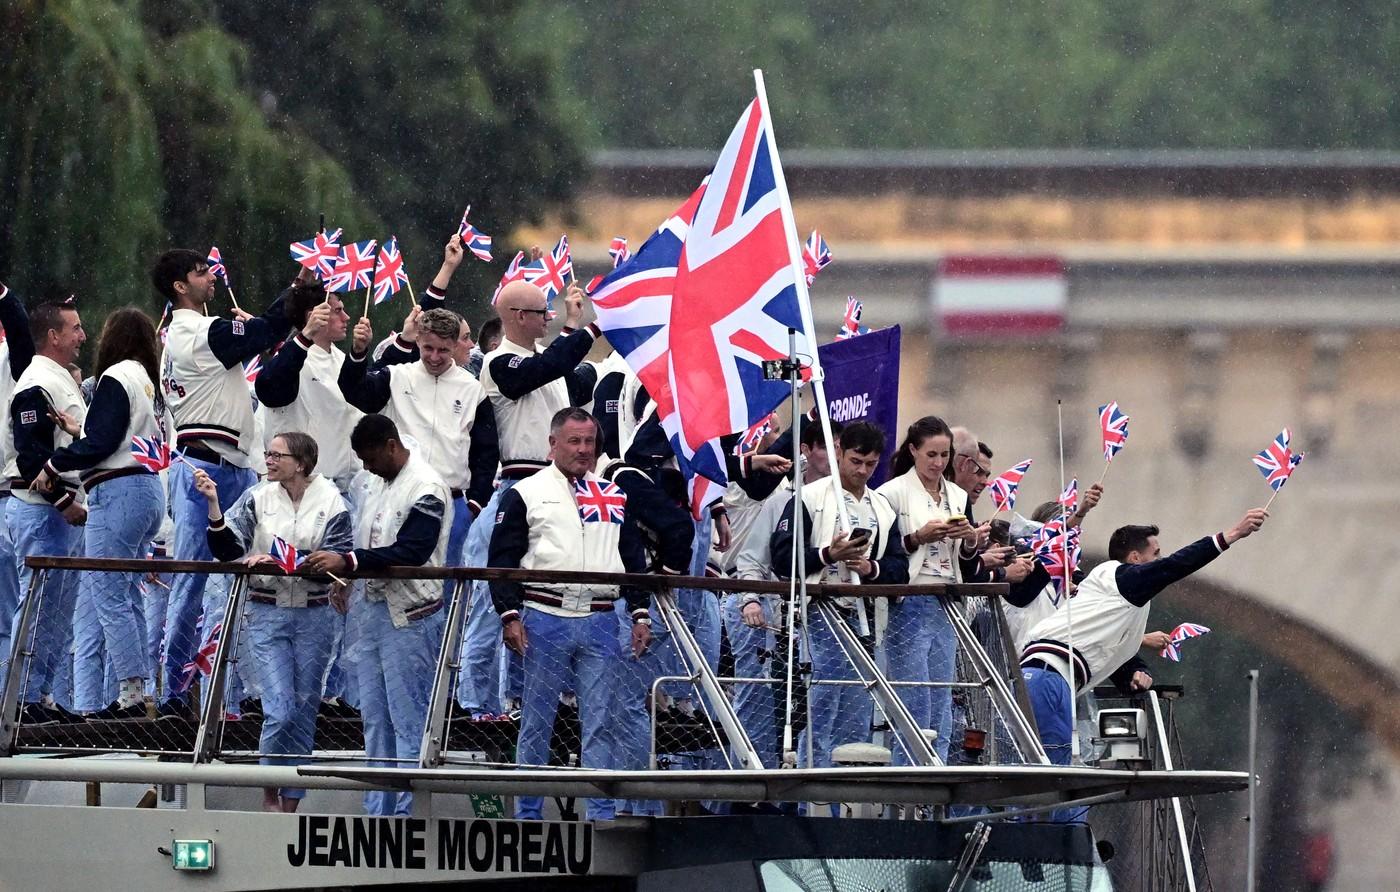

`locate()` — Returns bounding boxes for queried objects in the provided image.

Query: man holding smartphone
[771,422,909,775]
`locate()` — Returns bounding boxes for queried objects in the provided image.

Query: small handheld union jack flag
[290,228,343,278]
[574,477,627,524]
[522,235,574,300]
[1027,516,1066,554]
[243,355,262,384]
[609,236,631,269]
[130,436,171,473]
[1161,622,1211,662]
[1034,526,1081,603]
[835,296,869,341]
[492,251,528,305]
[1058,477,1079,512]
[1253,428,1303,492]
[372,236,410,306]
[270,535,304,574]
[802,230,832,286]
[732,412,776,457]
[1099,402,1130,462]
[177,612,221,694]
[326,239,379,293]
[457,206,494,262]
[988,458,1033,513]
[207,247,228,283]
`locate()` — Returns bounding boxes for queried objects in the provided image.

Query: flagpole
[754,69,851,547]
[1263,486,1282,512]
[225,281,242,313]
[406,277,418,309]
[1095,457,1111,486]
[363,250,381,319]
[1058,399,1078,759]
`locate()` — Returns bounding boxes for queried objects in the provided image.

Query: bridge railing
[1,557,1035,800]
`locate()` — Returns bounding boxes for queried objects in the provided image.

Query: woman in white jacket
[195,432,352,812]
[877,416,978,762]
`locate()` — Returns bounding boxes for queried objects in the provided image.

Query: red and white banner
[932,255,1067,336]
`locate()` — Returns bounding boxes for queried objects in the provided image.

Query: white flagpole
[753,69,851,554]
[1058,399,1079,759]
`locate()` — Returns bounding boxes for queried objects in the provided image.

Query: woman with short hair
[194,431,352,812]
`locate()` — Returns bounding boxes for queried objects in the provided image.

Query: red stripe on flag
[941,311,1065,336]
[714,100,763,231]
[938,256,1065,277]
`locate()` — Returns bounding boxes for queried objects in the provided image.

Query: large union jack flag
[1161,622,1211,662]
[802,229,831,285]
[574,477,627,524]
[290,228,343,278]
[988,458,1033,513]
[270,535,304,574]
[457,206,493,262]
[326,239,379,293]
[1253,427,1304,491]
[130,435,171,473]
[1099,401,1130,462]
[590,97,811,490]
[373,236,410,305]
[1034,526,1081,603]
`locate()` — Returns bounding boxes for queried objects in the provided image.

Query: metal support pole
[940,596,1048,764]
[420,580,464,767]
[781,326,806,769]
[192,575,249,763]
[1246,669,1259,892]
[653,590,766,770]
[814,601,941,766]
[1149,690,1197,892]
[0,569,47,754]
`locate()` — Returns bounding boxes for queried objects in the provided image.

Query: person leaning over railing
[194,431,351,813]
[303,414,453,818]
[770,421,910,778]
[33,308,166,721]
[488,406,651,824]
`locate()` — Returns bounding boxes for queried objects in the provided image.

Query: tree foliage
[539,0,1400,150]
[1,0,581,333]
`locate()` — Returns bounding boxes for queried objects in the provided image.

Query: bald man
[456,280,602,717]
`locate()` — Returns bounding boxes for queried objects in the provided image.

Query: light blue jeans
[353,596,445,816]
[244,600,336,799]
[72,474,164,712]
[515,608,619,821]
[0,495,22,687]
[802,606,871,769]
[884,594,958,764]
[611,600,677,816]
[457,479,519,714]
[721,594,777,767]
[7,498,82,706]
[161,457,255,706]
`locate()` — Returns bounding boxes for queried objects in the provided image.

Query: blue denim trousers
[457,479,519,714]
[721,594,778,767]
[244,601,336,799]
[0,495,22,686]
[353,596,445,816]
[802,606,871,769]
[161,457,255,705]
[514,608,619,821]
[7,498,82,706]
[884,594,958,764]
[72,473,164,712]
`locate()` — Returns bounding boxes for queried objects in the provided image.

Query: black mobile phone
[849,527,872,543]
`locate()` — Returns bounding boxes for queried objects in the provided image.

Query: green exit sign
[172,839,215,871]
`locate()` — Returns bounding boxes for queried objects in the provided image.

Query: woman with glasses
[876,415,979,763]
[33,307,166,720]
[193,431,352,812]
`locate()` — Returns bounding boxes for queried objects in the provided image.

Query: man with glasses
[457,279,601,718]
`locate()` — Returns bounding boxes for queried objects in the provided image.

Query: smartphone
[849,527,872,543]
[945,514,967,524]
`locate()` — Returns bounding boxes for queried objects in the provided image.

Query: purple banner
[817,325,902,487]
